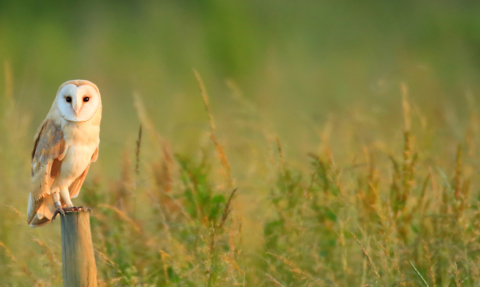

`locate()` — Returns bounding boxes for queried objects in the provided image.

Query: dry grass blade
[95,250,117,268]
[135,124,142,176]
[276,137,284,164]
[401,82,410,131]
[97,204,142,233]
[133,93,163,148]
[33,239,58,266]
[352,234,380,279]
[219,188,238,229]
[1,204,24,219]
[0,241,16,262]
[194,69,233,188]
[453,144,462,200]
[266,252,313,280]
[209,133,233,188]
[266,274,286,287]
[194,69,215,133]
[0,241,36,281]
[153,249,171,284]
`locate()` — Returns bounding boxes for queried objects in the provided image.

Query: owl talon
[53,206,92,218]
[52,207,66,220]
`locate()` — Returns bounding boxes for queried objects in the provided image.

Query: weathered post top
[60,210,97,287]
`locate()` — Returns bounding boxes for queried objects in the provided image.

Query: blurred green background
[2,0,480,164]
[2,1,480,285]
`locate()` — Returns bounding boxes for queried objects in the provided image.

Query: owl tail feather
[27,194,55,227]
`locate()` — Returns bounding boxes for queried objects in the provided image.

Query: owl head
[55,80,101,122]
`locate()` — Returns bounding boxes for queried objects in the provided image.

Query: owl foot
[52,206,93,220]
[52,206,66,220]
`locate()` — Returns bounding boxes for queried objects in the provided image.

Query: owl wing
[30,119,68,201]
[69,147,98,199]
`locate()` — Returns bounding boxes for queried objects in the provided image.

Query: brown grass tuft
[194,69,233,188]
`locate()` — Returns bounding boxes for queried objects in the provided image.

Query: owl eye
[83,97,90,102]
[66,96,72,103]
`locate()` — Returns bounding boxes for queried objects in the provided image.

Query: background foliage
[2,0,480,286]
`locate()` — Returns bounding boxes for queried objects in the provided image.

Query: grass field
[2,1,480,286]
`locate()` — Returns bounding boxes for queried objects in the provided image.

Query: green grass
[2,74,480,286]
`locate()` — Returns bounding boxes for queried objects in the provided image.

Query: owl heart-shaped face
[57,82,101,122]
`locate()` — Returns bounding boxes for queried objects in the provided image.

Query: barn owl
[27,80,102,227]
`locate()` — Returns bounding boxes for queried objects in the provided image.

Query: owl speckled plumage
[27,80,102,227]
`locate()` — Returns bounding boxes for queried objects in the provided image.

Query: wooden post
[60,210,98,287]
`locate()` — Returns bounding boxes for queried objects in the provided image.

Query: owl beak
[72,91,84,116]
[73,103,81,116]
